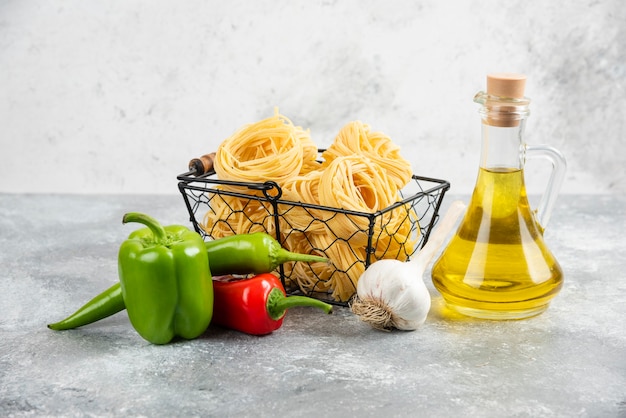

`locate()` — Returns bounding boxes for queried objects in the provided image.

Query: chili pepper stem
[122,212,168,243]
[274,248,328,265]
[266,288,333,320]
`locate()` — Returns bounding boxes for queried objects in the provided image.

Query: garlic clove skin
[356,259,402,300]
[385,270,431,330]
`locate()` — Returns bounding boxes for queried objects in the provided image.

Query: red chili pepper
[212,273,333,335]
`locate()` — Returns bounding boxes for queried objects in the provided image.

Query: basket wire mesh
[177,165,450,305]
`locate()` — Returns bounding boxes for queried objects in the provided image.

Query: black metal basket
[177,162,449,305]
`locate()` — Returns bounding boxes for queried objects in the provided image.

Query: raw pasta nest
[203,111,419,302]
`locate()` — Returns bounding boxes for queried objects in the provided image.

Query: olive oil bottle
[432,74,567,320]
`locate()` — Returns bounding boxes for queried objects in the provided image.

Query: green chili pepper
[47,284,125,331]
[48,232,328,332]
[204,232,328,275]
[118,212,213,344]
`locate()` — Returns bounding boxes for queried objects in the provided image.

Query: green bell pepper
[119,212,213,345]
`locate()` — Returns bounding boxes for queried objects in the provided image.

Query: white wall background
[1,0,624,195]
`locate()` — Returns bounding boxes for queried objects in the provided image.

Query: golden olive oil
[431,167,563,319]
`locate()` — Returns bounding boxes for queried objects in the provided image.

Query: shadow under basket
[177,167,450,306]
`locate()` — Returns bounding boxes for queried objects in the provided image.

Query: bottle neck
[474,91,530,171]
[479,119,527,170]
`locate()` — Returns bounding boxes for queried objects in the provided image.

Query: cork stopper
[482,73,528,127]
[487,73,526,99]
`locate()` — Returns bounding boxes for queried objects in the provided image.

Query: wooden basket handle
[188,152,216,175]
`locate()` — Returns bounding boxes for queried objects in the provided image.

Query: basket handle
[188,152,216,175]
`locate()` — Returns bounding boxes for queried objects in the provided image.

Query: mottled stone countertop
[1,193,624,417]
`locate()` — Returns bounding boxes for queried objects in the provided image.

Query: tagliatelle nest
[202,111,418,302]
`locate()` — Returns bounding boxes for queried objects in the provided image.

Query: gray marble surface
[1,193,625,417]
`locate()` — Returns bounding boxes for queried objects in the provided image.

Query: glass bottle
[431,73,567,320]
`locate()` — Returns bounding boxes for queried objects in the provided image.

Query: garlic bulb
[352,259,431,330]
[351,200,466,331]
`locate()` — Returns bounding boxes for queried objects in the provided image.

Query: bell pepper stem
[266,288,333,320]
[122,212,168,243]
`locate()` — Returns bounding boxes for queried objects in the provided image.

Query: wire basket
[177,159,450,305]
